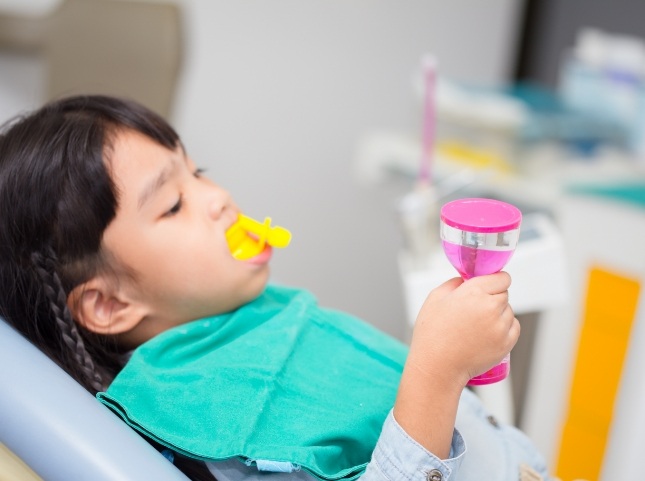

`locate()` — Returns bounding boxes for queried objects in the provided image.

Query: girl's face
[101,129,270,342]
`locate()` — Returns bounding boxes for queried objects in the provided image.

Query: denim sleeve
[360,410,465,481]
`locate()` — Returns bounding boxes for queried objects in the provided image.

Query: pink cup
[440,198,521,385]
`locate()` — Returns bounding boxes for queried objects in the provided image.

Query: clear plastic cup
[440,198,521,385]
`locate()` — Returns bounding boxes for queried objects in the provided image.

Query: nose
[206,183,234,221]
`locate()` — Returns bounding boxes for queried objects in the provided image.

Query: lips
[243,244,273,265]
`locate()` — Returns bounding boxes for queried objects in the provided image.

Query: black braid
[30,247,105,392]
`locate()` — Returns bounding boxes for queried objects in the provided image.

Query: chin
[245,276,269,302]
[215,272,270,314]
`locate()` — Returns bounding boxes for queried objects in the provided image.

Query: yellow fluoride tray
[226,214,291,260]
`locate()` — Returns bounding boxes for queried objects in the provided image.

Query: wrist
[405,346,471,391]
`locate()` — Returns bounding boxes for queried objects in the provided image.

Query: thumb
[431,276,464,298]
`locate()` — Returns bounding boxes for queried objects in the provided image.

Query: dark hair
[0,95,215,481]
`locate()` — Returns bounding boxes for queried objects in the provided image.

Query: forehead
[107,130,181,206]
[108,128,171,167]
[108,129,179,180]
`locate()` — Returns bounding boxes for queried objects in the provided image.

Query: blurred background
[1,1,644,480]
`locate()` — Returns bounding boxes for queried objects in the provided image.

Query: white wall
[171,0,525,337]
[0,0,525,337]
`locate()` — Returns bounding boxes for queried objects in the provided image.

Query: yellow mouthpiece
[226,214,292,260]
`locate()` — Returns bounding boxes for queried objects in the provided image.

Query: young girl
[0,95,551,481]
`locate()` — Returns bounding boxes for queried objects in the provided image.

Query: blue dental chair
[0,316,189,481]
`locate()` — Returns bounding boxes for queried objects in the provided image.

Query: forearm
[358,351,467,481]
[393,359,465,459]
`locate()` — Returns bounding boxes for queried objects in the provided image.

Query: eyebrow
[137,157,181,210]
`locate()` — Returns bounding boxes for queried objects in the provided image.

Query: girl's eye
[164,194,183,217]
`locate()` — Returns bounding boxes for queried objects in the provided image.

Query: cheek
[160,240,234,284]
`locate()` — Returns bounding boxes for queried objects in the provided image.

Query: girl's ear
[67,277,148,335]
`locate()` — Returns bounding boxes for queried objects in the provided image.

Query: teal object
[567,182,645,209]
[97,286,408,481]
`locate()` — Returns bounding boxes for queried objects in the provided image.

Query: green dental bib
[97,285,407,481]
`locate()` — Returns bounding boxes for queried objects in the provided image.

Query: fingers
[506,317,521,353]
[434,271,511,298]
[503,304,521,351]
[468,271,511,294]
[510,315,521,340]
[492,289,509,306]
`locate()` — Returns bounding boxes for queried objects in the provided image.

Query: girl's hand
[408,271,519,390]
[392,272,519,458]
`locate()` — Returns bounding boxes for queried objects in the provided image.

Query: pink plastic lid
[440,198,522,233]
